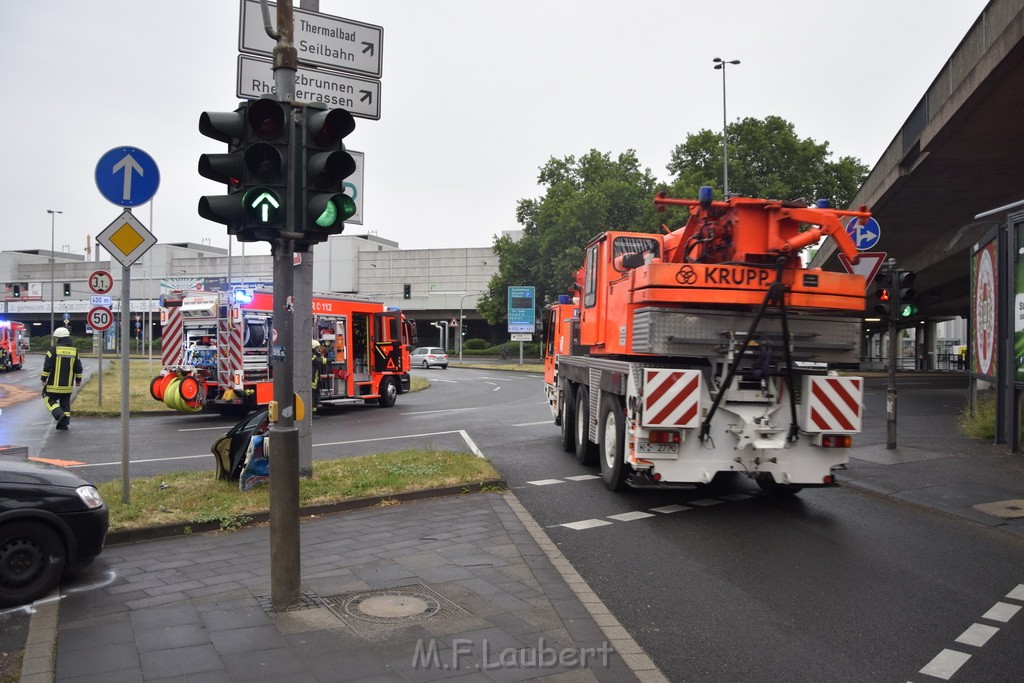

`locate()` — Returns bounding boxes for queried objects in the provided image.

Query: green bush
[958,394,996,440]
[462,338,490,351]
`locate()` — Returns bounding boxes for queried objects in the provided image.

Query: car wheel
[422,360,429,369]
[0,522,66,608]
[599,394,629,492]
[559,384,575,453]
[573,386,597,466]
[441,365,448,369]
[377,377,398,408]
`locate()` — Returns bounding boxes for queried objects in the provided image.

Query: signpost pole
[120,264,131,503]
[884,259,898,450]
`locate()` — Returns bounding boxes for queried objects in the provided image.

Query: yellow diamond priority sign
[97,210,157,268]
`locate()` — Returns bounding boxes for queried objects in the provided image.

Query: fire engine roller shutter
[800,375,862,433]
[640,369,702,428]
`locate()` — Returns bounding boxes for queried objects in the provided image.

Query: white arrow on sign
[838,251,887,291]
[112,154,144,202]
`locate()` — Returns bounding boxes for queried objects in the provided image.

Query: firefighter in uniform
[312,339,327,417]
[41,327,83,430]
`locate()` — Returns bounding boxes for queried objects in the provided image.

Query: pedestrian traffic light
[897,271,918,317]
[198,98,291,242]
[300,103,356,244]
[873,272,892,316]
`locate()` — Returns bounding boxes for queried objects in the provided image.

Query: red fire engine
[152,288,415,414]
[0,320,28,372]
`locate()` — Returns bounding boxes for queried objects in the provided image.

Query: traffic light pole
[885,261,898,449]
[267,0,301,612]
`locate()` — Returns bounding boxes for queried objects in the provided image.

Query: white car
[411,347,449,369]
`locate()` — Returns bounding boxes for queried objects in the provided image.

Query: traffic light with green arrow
[198,98,292,241]
[300,103,356,246]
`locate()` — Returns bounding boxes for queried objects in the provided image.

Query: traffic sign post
[97,211,157,269]
[95,147,160,207]
[239,0,383,78]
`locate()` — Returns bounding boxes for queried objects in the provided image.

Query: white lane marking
[608,511,654,522]
[565,475,601,481]
[650,504,690,514]
[1006,584,1024,601]
[178,425,235,432]
[485,381,498,386]
[71,429,485,469]
[560,519,613,530]
[493,386,501,392]
[981,602,1021,622]
[400,407,482,416]
[719,493,753,501]
[430,379,460,384]
[514,420,554,427]
[528,479,565,486]
[919,649,971,680]
[688,498,724,506]
[70,453,210,468]
[458,430,486,459]
[955,623,999,647]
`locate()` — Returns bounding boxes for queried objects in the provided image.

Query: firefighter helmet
[312,339,321,349]
[53,327,70,338]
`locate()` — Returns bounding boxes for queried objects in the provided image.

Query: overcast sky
[4,0,988,260]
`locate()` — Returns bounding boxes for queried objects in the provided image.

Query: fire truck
[544,187,869,495]
[152,288,415,414]
[0,320,28,372]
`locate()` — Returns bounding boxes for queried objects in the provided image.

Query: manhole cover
[973,498,1024,519]
[321,583,465,635]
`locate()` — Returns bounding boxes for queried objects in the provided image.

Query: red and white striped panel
[641,369,702,428]
[160,307,183,368]
[804,376,862,433]
[217,317,245,389]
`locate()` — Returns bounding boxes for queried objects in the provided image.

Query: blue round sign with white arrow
[95,146,160,207]
[845,216,882,251]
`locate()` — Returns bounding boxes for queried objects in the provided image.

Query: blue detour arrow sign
[95,146,160,207]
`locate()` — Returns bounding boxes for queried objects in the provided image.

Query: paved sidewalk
[25,492,665,682]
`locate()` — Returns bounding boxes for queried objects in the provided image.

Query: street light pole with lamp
[47,209,63,334]
[712,57,740,198]
[458,291,481,363]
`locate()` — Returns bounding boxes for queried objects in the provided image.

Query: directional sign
[508,286,536,334]
[239,0,383,78]
[89,269,114,295]
[95,147,160,207]
[845,216,881,251]
[88,306,114,332]
[97,210,157,268]
[237,55,381,120]
[838,251,887,291]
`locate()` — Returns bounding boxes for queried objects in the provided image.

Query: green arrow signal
[242,187,282,225]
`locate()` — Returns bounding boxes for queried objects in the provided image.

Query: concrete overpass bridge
[810,0,1024,356]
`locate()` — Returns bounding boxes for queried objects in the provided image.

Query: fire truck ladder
[698,257,801,444]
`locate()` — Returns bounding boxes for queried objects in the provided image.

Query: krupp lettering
[704,266,771,287]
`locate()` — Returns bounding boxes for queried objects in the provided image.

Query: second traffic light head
[301,104,357,242]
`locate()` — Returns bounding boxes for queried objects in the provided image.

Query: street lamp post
[712,57,740,198]
[47,209,63,334]
[458,292,479,363]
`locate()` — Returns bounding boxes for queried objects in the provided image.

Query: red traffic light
[874,288,890,301]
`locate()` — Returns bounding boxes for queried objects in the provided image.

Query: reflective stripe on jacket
[41,342,83,394]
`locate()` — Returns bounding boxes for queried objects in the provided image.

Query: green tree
[665,115,868,206]
[478,150,658,325]
[482,117,868,327]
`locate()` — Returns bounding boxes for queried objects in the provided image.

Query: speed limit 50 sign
[88,306,114,331]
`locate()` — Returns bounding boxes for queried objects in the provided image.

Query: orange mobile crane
[544,187,870,494]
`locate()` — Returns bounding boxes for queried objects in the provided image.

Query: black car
[211,407,270,481]
[0,458,109,607]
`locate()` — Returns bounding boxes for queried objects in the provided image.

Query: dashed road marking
[650,504,690,514]
[527,478,565,486]
[919,649,971,680]
[608,511,655,522]
[561,519,613,530]
[915,581,1024,680]
[981,602,1020,622]
[565,474,601,481]
[688,498,725,507]
[954,623,998,647]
